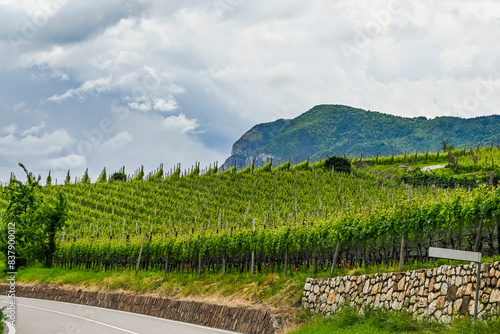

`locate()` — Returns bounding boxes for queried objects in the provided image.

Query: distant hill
[223,105,500,169]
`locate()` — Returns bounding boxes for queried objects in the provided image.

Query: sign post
[428,247,482,322]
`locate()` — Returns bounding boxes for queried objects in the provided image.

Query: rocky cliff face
[224,119,290,169]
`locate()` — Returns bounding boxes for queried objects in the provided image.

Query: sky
[1,0,500,184]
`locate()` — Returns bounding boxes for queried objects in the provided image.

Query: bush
[110,172,127,182]
[324,156,351,173]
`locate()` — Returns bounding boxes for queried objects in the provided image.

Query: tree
[36,193,67,268]
[0,163,67,270]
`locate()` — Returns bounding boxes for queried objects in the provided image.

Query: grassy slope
[4,256,500,332]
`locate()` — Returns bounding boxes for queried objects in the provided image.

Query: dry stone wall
[303,261,500,323]
[0,285,277,334]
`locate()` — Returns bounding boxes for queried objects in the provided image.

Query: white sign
[428,247,481,263]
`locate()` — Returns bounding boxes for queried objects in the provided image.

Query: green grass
[5,254,500,294]
[291,305,500,334]
[0,262,307,310]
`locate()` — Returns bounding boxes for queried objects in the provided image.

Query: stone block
[418,298,428,308]
[491,277,498,287]
[398,278,406,291]
[426,300,437,315]
[392,300,403,311]
[465,283,473,296]
[327,292,336,304]
[481,292,489,304]
[440,283,448,296]
[453,299,462,314]
[429,278,435,292]
[446,285,457,302]
[490,289,500,302]
[437,296,446,309]
[460,296,471,315]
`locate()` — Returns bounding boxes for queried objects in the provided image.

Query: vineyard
[1,147,500,278]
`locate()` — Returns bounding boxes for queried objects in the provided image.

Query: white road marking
[0,300,138,334]
[6,321,16,334]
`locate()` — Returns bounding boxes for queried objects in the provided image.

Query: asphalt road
[0,296,240,334]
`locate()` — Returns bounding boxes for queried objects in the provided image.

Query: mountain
[223,105,500,169]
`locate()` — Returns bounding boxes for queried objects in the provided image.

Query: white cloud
[99,131,134,151]
[14,102,25,111]
[153,98,178,112]
[3,124,17,134]
[127,97,179,112]
[43,154,87,170]
[31,69,69,82]
[163,114,199,134]
[21,121,46,136]
[127,96,152,112]
[0,128,75,158]
[44,76,112,103]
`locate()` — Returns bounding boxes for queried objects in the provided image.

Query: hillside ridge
[223,105,500,169]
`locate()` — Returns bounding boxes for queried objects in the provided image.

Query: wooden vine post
[398,236,406,272]
[474,217,484,253]
[135,232,147,276]
[198,224,204,279]
[312,241,318,277]
[198,253,202,279]
[331,240,341,276]
[164,253,169,276]
[222,222,227,275]
[251,218,256,275]
[399,185,412,272]
[284,248,289,275]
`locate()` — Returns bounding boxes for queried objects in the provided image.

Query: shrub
[324,156,351,173]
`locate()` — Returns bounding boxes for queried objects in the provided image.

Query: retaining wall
[303,261,500,323]
[0,285,277,334]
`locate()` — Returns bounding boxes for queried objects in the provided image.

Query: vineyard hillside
[1,148,499,277]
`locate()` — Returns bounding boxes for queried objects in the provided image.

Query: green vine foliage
[2,149,500,274]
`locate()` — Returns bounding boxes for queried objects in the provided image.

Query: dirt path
[421,164,446,172]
